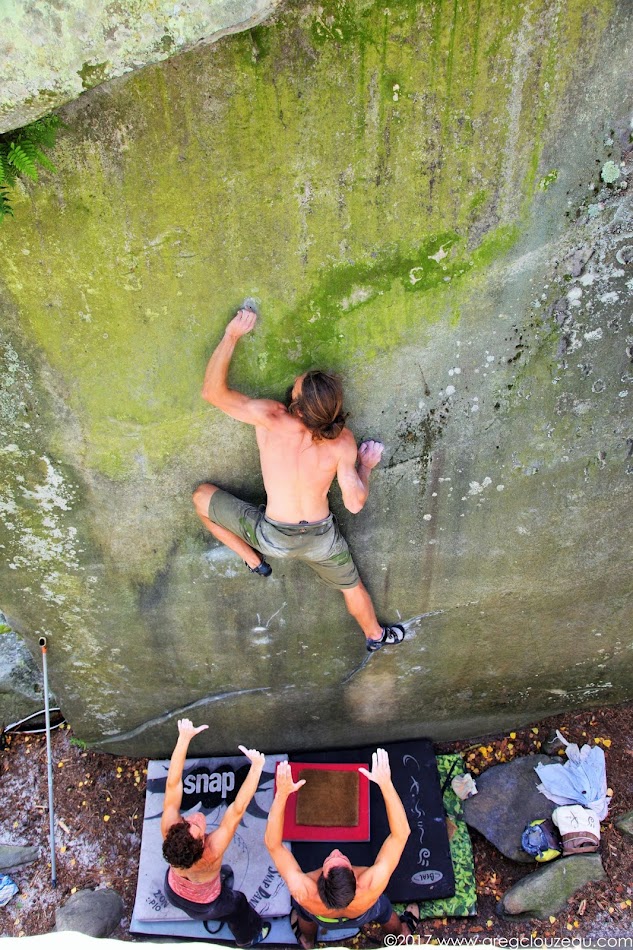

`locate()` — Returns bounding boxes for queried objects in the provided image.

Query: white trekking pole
[39,636,57,887]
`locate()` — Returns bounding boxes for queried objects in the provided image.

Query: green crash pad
[395,754,477,920]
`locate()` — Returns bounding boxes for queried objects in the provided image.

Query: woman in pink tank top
[161,720,271,947]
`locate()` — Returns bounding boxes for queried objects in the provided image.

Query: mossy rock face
[0,0,632,756]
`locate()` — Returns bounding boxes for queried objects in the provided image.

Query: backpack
[552,805,600,855]
[521,818,562,862]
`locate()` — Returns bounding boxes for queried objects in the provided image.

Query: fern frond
[34,149,57,174]
[0,151,18,187]
[26,115,62,149]
[0,186,14,221]
[0,113,61,221]
[15,139,57,175]
[7,142,38,181]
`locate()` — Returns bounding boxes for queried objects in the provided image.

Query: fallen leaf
[549,916,557,924]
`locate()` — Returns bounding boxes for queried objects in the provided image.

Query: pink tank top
[168,866,222,904]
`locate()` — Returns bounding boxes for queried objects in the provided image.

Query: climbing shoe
[239,922,271,948]
[366,623,405,652]
[246,558,272,577]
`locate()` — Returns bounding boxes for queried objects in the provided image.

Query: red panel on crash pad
[278,762,370,841]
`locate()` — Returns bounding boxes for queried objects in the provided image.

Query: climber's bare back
[255,404,358,523]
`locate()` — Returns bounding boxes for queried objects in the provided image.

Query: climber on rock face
[192,306,405,652]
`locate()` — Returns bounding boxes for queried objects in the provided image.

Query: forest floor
[1,701,632,944]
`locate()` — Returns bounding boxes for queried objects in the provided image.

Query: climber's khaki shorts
[207,489,360,590]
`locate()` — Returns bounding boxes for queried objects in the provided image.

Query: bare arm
[337,438,384,514]
[357,749,410,891]
[201,309,281,426]
[210,746,266,856]
[161,719,209,838]
[264,762,312,903]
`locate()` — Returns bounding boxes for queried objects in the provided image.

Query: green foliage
[0,115,62,222]
[69,736,89,750]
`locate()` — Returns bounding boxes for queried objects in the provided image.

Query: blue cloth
[535,732,610,821]
[0,874,18,907]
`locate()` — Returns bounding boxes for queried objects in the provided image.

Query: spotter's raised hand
[275,761,306,797]
[358,748,391,788]
[238,745,266,770]
[177,719,209,741]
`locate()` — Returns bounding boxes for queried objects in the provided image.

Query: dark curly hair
[162,820,204,869]
[287,370,348,442]
[316,864,357,910]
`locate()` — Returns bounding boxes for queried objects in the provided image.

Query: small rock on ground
[541,730,566,755]
[463,754,558,862]
[0,843,39,871]
[55,887,123,937]
[498,853,605,919]
[615,810,633,837]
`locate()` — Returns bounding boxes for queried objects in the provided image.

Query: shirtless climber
[161,719,270,947]
[264,748,419,948]
[193,307,405,651]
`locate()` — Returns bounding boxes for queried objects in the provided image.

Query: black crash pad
[290,739,455,901]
